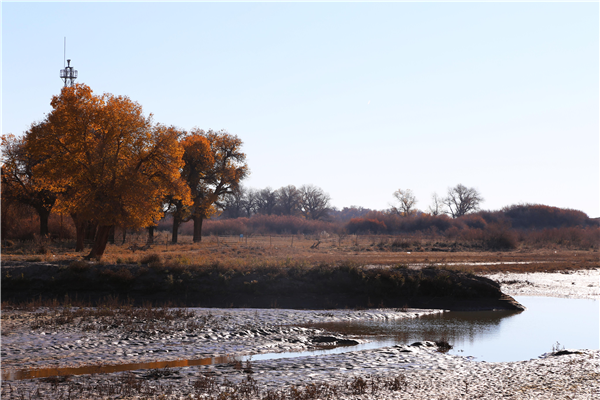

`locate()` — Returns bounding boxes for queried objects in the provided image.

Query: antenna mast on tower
[60,38,78,87]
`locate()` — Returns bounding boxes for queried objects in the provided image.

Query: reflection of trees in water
[302,310,522,346]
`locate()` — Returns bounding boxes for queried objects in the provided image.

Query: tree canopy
[24,84,191,258]
[182,128,248,242]
[1,134,57,236]
[392,188,417,217]
[443,184,483,218]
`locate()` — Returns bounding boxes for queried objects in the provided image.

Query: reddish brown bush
[459,214,487,229]
[1,206,76,241]
[503,204,592,229]
[521,226,599,249]
[346,218,387,234]
[171,214,339,237]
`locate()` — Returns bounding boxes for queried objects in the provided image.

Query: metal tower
[60,59,78,87]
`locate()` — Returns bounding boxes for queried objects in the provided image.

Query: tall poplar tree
[26,84,190,259]
[182,128,248,242]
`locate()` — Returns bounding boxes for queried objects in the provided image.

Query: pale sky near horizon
[2,2,599,217]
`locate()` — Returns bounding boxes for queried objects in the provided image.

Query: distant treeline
[3,201,598,251]
[156,203,599,250]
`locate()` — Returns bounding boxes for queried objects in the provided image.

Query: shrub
[68,260,90,273]
[460,214,487,229]
[503,204,592,229]
[346,218,387,234]
[139,253,161,265]
[99,267,135,286]
[484,226,518,250]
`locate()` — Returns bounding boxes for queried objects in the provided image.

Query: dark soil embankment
[1,261,524,311]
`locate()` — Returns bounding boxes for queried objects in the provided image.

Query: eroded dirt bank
[1,261,524,311]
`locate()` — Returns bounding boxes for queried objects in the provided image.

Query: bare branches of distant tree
[255,187,278,216]
[391,189,417,217]
[428,193,445,216]
[276,185,301,216]
[443,184,483,218]
[299,184,331,220]
[243,188,258,217]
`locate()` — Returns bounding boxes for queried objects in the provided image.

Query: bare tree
[255,187,278,215]
[299,184,331,220]
[443,184,483,218]
[391,189,417,216]
[275,185,301,216]
[220,186,246,219]
[243,188,258,217]
[428,192,445,216]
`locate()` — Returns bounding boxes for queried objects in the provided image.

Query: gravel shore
[1,269,599,399]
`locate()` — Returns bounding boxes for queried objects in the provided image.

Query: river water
[3,296,598,380]
[297,296,599,362]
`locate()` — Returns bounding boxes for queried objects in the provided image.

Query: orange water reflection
[2,355,236,381]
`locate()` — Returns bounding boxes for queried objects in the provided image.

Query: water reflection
[1,355,236,381]
[307,309,521,344]
[302,296,599,362]
[3,297,597,380]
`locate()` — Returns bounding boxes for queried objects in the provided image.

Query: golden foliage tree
[164,133,213,244]
[1,134,57,236]
[182,128,249,242]
[25,84,190,259]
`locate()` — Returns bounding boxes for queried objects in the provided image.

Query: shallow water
[1,356,235,381]
[3,296,597,380]
[301,296,599,362]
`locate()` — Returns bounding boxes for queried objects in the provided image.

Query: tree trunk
[147,226,155,244]
[1,203,10,239]
[37,207,51,237]
[72,215,85,252]
[108,226,115,244]
[84,221,98,243]
[193,215,203,242]
[172,217,180,244]
[86,225,113,260]
[122,228,127,245]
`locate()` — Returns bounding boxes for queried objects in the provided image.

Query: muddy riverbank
[1,261,524,311]
[1,269,598,399]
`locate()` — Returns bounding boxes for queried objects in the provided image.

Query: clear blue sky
[2,2,599,217]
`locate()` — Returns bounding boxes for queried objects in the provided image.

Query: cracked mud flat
[2,269,599,399]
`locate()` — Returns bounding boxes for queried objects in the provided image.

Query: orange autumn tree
[26,84,190,259]
[183,128,248,242]
[1,133,57,236]
[165,133,213,244]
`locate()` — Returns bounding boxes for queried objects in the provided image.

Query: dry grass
[0,370,409,400]
[27,303,205,334]
[1,296,211,337]
[2,234,596,274]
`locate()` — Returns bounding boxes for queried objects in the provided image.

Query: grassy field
[2,233,597,274]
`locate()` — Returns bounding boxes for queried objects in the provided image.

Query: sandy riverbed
[1,269,599,399]
[483,268,600,299]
